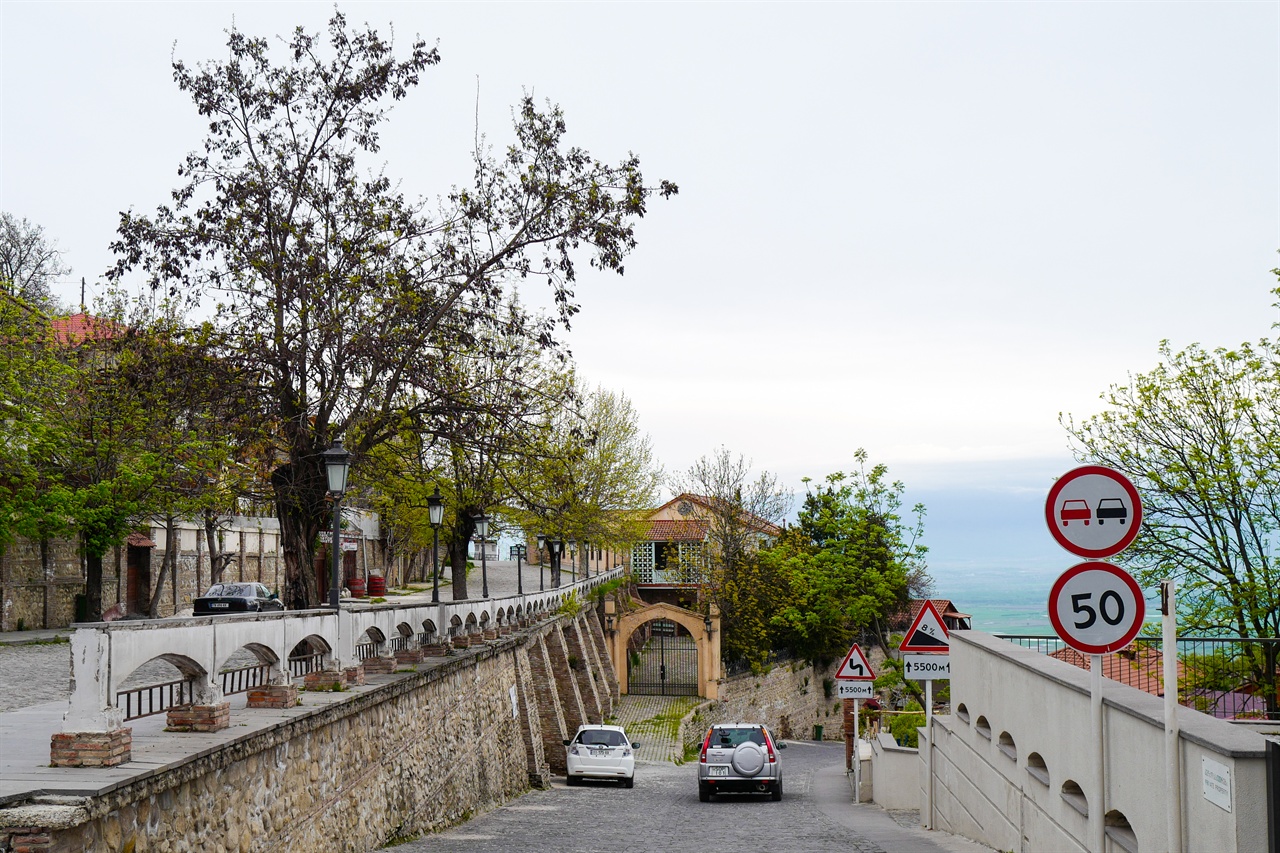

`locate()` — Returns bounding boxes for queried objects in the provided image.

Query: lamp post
[322,440,351,610]
[515,544,526,595]
[428,487,444,604]
[474,512,490,598]
[567,538,577,583]
[550,537,562,588]
[582,538,590,580]
[536,533,547,591]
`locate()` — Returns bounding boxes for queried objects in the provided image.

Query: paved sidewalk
[611,695,704,763]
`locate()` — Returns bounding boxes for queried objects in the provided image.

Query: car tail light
[765,733,777,763]
[699,729,712,763]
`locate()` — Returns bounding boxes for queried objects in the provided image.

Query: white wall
[868,733,921,810]
[928,631,1270,853]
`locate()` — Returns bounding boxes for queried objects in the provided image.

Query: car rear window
[206,584,253,597]
[713,727,766,747]
[577,730,626,747]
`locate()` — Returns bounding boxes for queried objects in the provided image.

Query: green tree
[1064,338,1280,640]
[513,383,663,580]
[768,450,930,662]
[111,13,676,609]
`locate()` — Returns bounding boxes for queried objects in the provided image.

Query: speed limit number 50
[1048,562,1145,655]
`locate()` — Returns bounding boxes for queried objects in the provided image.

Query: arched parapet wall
[610,602,721,700]
[59,566,627,734]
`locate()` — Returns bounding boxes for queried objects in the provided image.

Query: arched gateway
[607,602,721,700]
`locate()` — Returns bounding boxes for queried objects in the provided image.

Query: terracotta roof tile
[49,313,121,344]
[644,519,709,542]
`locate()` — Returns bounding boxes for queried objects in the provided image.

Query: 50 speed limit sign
[1048,562,1145,654]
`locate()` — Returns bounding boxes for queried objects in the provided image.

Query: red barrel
[368,575,387,597]
[348,576,366,598]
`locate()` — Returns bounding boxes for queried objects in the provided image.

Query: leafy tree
[672,447,792,579]
[768,450,930,662]
[1064,333,1280,718]
[513,384,662,581]
[110,13,676,609]
[1063,338,1280,640]
[0,213,70,311]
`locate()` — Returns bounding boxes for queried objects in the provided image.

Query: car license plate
[708,765,728,777]
[210,603,229,608]
[591,749,609,757]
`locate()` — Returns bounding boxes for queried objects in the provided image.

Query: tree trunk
[85,547,103,622]
[147,515,178,617]
[449,539,469,600]
[272,460,325,611]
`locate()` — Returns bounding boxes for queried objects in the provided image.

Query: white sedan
[563,724,639,788]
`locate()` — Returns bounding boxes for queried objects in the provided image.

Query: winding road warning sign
[835,643,876,680]
[899,601,949,653]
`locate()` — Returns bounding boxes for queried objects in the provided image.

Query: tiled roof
[644,519,709,542]
[1048,646,1180,697]
[49,313,120,344]
[652,493,783,536]
[891,599,971,628]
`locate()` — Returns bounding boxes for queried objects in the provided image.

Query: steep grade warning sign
[898,600,949,653]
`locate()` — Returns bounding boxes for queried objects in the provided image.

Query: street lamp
[428,487,444,604]
[582,538,590,580]
[322,440,351,610]
[474,512,490,598]
[514,544,526,595]
[549,537,563,588]
[567,538,577,582]
[536,533,547,591]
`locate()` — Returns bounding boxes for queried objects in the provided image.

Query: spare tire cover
[731,742,765,777]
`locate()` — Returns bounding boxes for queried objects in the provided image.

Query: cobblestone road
[390,703,993,853]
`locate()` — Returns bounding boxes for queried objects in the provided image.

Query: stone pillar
[54,627,134,766]
[394,648,425,665]
[247,684,299,709]
[363,655,395,675]
[49,728,132,768]
[547,624,587,735]
[528,632,570,774]
[166,703,231,732]
[562,617,603,724]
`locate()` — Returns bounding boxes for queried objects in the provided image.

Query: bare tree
[0,213,70,311]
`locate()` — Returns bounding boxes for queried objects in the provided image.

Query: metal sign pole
[1092,654,1104,853]
[853,698,860,802]
[925,678,934,830]
[1163,580,1182,853]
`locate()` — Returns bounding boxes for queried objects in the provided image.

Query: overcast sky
[2,2,1277,575]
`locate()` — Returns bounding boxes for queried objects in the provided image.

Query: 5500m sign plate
[902,655,950,679]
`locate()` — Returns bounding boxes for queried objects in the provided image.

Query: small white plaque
[510,685,519,719]
[1202,756,1231,812]
[902,655,950,679]
[837,682,874,699]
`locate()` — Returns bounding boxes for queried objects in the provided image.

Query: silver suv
[696,723,786,801]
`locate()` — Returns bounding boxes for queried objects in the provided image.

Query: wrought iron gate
[629,620,698,696]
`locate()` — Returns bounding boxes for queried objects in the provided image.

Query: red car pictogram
[1059,499,1091,526]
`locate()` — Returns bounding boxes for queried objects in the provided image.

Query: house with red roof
[630,493,782,604]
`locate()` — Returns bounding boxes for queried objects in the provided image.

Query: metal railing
[289,652,326,677]
[221,663,271,696]
[997,634,1280,720]
[118,678,195,721]
[355,641,376,661]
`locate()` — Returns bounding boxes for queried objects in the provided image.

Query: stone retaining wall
[678,658,845,753]
[0,611,616,853]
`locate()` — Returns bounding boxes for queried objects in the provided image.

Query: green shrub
[891,700,926,748]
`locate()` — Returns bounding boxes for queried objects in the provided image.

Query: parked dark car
[194,582,284,615]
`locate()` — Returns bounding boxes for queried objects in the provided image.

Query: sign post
[899,601,950,828]
[835,643,875,801]
[1045,464,1145,853]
